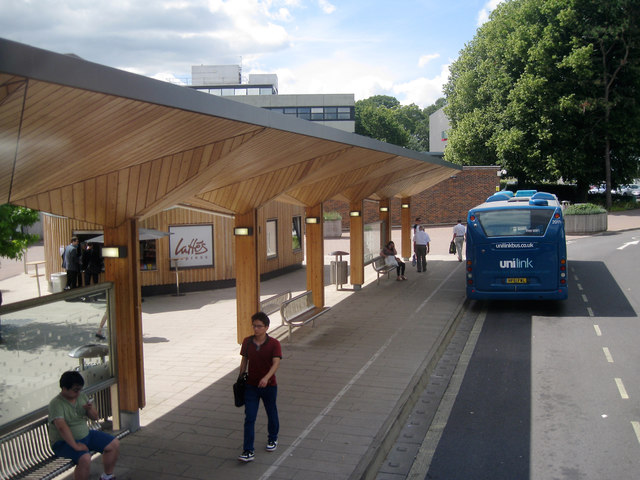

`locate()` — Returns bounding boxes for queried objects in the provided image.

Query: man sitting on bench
[48,371,120,480]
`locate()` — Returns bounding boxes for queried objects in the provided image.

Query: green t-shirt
[48,392,90,446]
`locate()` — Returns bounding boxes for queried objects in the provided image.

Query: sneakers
[238,450,255,462]
[266,440,278,452]
[99,475,115,480]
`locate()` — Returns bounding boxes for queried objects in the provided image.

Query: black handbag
[233,372,248,407]
[449,241,457,254]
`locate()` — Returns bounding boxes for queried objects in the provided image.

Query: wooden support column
[305,205,325,308]
[379,198,391,247]
[103,219,144,430]
[349,201,364,288]
[401,197,412,259]
[235,210,260,344]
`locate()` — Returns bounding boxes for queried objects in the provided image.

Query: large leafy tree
[0,204,40,260]
[355,95,446,151]
[444,0,640,205]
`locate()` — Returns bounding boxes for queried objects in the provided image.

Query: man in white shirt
[414,226,430,272]
[452,220,466,262]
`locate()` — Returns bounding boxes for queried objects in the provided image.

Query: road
[424,229,640,480]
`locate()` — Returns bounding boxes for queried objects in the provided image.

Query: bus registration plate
[506,278,528,284]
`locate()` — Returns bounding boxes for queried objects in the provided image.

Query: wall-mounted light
[349,211,361,217]
[233,227,253,236]
[401,203,410,209]
[102,246,127,258]
[305,217,320,224]
[379,207,389,212]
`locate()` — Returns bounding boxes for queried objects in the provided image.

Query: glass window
[221,88,234,96]
[0,285,115,428]
[209,88,222,96]
[324,107,338,120]
[235,88,247,96]
[260,87,273,95]
[248,87,260,95]
[284,107,297,115]
[311,107,324,120]
[476,209,554,237]
[266,219,277,258]
[292,216,302,251]
[338,107,353,120]
[269,108,284,114]
[140,239,157,271]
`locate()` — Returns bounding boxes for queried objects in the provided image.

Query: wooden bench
[260,291,292,316]
[0,416,129,480]
[371,256,396,284]
[280,291,330,342]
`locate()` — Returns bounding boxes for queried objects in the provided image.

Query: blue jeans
[244,384,279,451]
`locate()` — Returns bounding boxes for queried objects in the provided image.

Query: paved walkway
[2,212,639,480]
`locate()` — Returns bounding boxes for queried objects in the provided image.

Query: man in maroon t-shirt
[237,312,282,462]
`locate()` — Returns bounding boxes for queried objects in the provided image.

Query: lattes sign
[169,225,214,268]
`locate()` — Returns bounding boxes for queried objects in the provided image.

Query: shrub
[564,203,607,215]
[323,211,342,221]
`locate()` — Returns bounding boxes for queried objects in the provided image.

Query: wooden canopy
[0,38,461,428]
[0,38,459,223]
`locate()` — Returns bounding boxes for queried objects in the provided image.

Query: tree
[0,204,40,260]
[355,95,446,152]
[444,0,640,205]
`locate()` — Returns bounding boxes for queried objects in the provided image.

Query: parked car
[620,184,640,196]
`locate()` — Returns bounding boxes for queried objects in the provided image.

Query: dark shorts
[52,430,115,464]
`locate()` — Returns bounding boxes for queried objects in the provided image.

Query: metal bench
[0,416,129,480]
[280,291,330,342]
[371,256,396,284]
[260,291,292,316]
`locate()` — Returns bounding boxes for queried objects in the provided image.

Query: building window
[140,240,157,271]
[264,106,355,122]
[221,88,234,96]
[325,107,338,120]
[292,216,302,251]
[266,219,277,258]
[260,87,274,95]
[248,87,260,95]
[235,87,247,96]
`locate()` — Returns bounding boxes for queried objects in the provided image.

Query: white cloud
[418,53,440,68]
[392,62,450,107]
[318,0,336,14]
[477,0,502,26]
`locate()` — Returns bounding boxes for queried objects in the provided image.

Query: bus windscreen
[475,209,554,237]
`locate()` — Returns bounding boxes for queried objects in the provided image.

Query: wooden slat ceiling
[0,39,461,226]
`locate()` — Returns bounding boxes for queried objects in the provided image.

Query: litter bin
[330,251,349,290]
[50,272,67,293]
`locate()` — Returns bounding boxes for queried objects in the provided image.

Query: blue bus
[465,190,568,300]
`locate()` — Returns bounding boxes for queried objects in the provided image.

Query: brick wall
[323,166,500,229]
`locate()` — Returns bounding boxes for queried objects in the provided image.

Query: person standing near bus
[452,220,466,262]
[414,225,430,272]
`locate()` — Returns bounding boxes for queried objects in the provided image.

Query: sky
[1,0,502,109]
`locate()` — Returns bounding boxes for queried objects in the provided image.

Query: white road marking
[602,347,614,363]
[632,421,640,445]
[587,307,594,317]
[594,324,602,336]
[615,378,629,399]
[258,264,463,480]
[582,294,588,303]
[617,240,639,250]
[577,283,583,291]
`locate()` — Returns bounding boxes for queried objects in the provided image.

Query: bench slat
[280,291,330,342]
[371,256,396,284]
